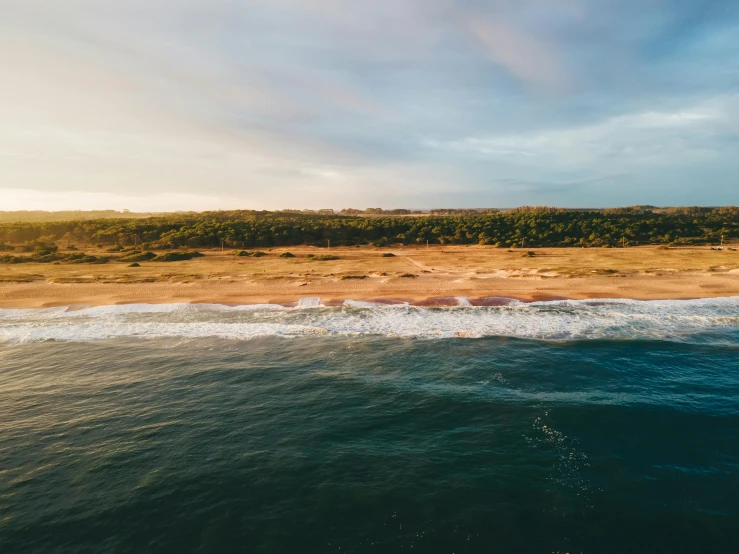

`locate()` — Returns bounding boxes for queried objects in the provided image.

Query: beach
[0,245,737,308]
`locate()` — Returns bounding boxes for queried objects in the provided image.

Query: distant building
[318,209,335,215]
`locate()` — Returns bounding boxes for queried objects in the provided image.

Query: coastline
[1,245,738,309]
[2,294,736,311]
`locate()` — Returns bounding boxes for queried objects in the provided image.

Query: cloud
[1,0,739,208]
[429,97,733,166]
[466,16,570,91]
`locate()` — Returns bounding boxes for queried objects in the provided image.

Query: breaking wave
[0,297,738,344]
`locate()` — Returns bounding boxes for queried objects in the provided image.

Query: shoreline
[0,291,735,311]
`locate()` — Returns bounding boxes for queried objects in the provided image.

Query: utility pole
[221,240,224,253]
[426,240,429,251]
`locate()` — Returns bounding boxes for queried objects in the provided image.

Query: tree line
[0,207,736,251]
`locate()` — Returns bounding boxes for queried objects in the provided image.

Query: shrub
[522,251,536,257]
[381,253,395,257]
[119,251,156,262]
[70,255,109,264]
[128,262,140,267]
[280,252,295,258]
[308,254,339,261]
[398,273,417,278]
[28,242,58,254]
[0,255,26,264]
[151,251,204,262]
[0,251,108,264]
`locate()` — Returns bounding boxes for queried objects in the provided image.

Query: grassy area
[1,245,737,285]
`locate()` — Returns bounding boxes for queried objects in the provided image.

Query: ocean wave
[0,297,737,344]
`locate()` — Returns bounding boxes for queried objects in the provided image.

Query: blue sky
[1,0,738,210]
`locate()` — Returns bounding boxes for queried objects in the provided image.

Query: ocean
[1,298,738,553]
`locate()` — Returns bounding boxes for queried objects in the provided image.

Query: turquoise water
[1,299,738,552]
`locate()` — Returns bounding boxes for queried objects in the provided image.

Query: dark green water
[2,331,739,553]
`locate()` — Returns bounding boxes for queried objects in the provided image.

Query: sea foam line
[0,296,737,344]
[1,295,737,320]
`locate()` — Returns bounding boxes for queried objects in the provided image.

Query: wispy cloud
[466,16,571,91]
[432,101,731,168]
[1,0,739,208]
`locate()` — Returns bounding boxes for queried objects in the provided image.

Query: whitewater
[1,296,738,344]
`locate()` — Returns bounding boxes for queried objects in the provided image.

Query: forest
[0,207,737,252]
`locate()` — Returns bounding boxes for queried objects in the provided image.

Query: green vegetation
[0,207,736,253]
[0,253,109,264]
[150,251,204,262]
[280,252,295,258]
[306,254,340,261]
[0,243,109,264]
[119,251,156,262]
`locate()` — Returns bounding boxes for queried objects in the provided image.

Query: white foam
[296,297,322,308]
[0,297,737,344]
[343,300,380,309]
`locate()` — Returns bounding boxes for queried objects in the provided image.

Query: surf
[1,296,737,345]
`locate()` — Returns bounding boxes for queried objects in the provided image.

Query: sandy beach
[1,245,738,308]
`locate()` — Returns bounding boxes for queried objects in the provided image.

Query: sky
[1,0,738,211]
